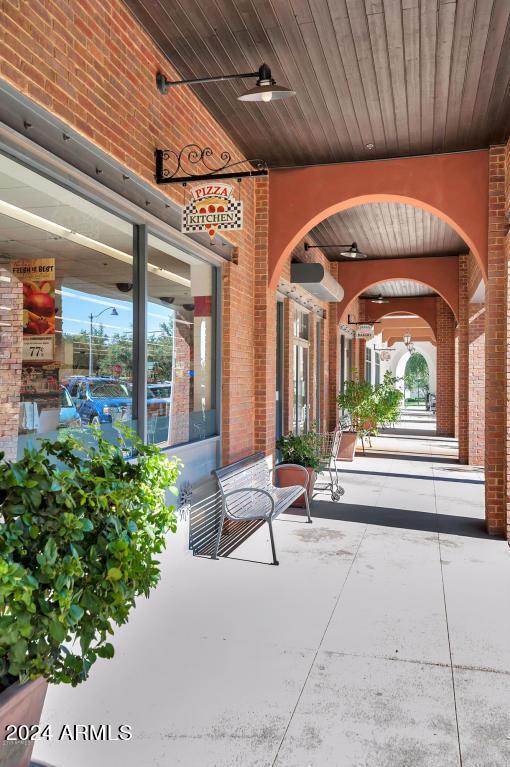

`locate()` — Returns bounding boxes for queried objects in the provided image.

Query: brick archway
[268,150,488,289]
[336,261,459,322]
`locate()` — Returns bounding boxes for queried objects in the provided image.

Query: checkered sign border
[182,200,243,233]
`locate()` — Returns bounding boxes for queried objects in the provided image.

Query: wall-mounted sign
[182,183,243,239]
[12,259,56,363]
[355,323,375,339]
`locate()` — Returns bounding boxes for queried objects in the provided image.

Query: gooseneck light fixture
[304,241,368,259]
[156,63,295,103]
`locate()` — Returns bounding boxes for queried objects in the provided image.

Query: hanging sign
[182,183,243,239]
[355,323,375,339]
[380,350,392,362]
[12,259,56,362]
[339,323,355,339]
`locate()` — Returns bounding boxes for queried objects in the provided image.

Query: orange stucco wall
[333,257,459,322]
[268,150,488,287]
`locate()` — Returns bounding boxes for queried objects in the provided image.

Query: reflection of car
[147,382,172,400]
[67,377,132,426]
[59,385,82,428]
[147,382,172,444]
[19,385,81,433]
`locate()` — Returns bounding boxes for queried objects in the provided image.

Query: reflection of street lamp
[89,306,118,375]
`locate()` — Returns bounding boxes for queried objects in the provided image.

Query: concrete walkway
[34,433,510,767]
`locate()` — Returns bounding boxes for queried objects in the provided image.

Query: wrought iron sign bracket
[155,146,268,185]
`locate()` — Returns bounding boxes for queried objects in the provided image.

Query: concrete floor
[33,430,510,767]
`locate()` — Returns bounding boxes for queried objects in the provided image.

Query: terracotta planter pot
[337,431,358,462]
[0,678,48,767]
[276,465,316,507]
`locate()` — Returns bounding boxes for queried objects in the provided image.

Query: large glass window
[146,235,216,448]
[375,351,381,385]
[293,309,309,434]
[0,152,218,461]
[365,347,372,383]
[0,153,134,459]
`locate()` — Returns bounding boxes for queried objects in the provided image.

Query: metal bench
[212,452,311,565]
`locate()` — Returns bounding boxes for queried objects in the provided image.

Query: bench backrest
[213,452,271,498]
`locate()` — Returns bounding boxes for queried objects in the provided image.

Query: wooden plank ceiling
[126,0,510,167]
[361,280,437,297]
[308,201,467,258]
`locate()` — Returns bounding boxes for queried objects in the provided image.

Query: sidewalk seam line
[432,462,464,767]
[270,525,368,767]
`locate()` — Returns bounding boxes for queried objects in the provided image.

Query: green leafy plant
[373,372,403,430]
[0,428,180,692]
[276,429,321,471]
[336,371,374,433]
[337,370,403,449]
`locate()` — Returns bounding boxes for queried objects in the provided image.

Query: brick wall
[457,256,469,460]
[253,176,276,457]
[436,299,456,436]
[0,0,263,465]
[0,269,22,459]
[468,303,485,466]
[485,145,508,536]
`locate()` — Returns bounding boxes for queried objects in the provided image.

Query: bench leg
[212,508,225,560]
[303,488,312,523]
[267,518,279,565]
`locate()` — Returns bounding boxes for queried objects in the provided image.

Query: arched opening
[269,151,489,288]
[402,353,430,408]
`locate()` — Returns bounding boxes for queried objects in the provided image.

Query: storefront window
[146,235,216,448]
[365,347,372,383]
[0,153,134,459]
[293,309,309,434]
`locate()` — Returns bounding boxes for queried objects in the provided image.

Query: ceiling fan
[370,294,389,304]
[304,241,369,259]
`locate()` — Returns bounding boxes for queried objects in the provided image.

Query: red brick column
[436,299,456,436]
[283,298,294,433]
[468,303,485,465]
[253,177,276,457]
[485,145,508,536]
[319,314,329,432]
[328,307,339,429]
[0,269,22,460]
[457,256,469,461]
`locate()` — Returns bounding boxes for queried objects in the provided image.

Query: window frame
[0,145,221,452]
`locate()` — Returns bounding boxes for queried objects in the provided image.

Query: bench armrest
[222,487,275,519]
[273,463,310,489]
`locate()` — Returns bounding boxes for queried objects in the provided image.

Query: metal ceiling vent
[290,263,344,303]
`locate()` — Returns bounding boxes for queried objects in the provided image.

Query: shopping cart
[313,429,344,501]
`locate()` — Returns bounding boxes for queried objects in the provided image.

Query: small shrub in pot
[0,427,180,763]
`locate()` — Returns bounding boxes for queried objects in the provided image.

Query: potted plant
[336,372,373,460]
[0,428,180,767]
[337,372,403,456]
[275,429,321,506]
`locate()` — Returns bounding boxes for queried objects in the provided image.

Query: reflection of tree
[404,353,429,402]
[148,320,173,383]
[63,319,174,382]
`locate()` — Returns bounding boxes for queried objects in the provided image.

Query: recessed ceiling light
[366,143,375,150]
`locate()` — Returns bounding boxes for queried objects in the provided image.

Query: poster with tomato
[12,259,56,362]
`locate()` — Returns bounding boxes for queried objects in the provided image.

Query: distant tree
[404,353,429,402]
